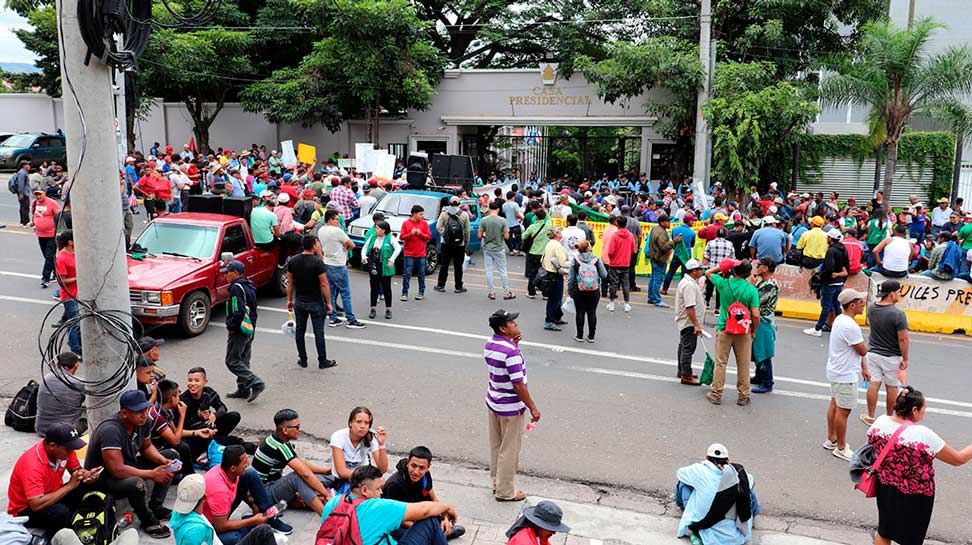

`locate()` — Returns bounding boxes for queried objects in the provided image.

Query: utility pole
[908,0,916,28]
[56,0,134,430]
[692,0,713,188]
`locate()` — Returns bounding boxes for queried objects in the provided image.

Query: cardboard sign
[297,143,317,166]
[280,140,297,168]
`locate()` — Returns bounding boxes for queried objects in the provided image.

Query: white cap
[125,156,135,163]
[259,189,274,199]
[762,216,778,225]
[769,182,778,188]
[684,258,704,271]
[827,229,844,240]
[707,443,729,459]
[173,474,205,515]
[276,192,290,204]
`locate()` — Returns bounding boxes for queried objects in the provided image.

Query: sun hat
[522,501,571,534]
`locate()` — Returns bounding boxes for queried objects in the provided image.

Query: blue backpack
[8,174,18,194]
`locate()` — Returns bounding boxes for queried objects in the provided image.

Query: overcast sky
[0,8,38,64]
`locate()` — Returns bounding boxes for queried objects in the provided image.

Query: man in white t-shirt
[317,210,366,329]
[824,288,871,462]
[560,214,587,263]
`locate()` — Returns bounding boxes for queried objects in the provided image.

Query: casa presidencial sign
[507,63,592,107]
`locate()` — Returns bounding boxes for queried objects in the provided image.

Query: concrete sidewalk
[0,426,938,545]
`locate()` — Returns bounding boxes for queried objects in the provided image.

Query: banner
[374,152,396,179]
[297,143,317,166]
[280,140,297,168]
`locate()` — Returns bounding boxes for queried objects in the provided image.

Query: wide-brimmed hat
[523,501,571,534]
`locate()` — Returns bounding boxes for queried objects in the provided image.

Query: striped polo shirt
[484,334,527,416]
[251,432,297,483]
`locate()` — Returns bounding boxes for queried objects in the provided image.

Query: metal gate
[957,163,972,205]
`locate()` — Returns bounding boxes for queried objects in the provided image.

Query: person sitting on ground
[135,353,160,406]
[382,446,466,540]
[149,380,196,480]
[330,407,389,493]
[922,231,964,281]
[171,474,277,545]
[203,445,292,543]
[180,367,239,460]
[35,352,86,437]
[675,443,757,545]
[7,423,99,535]
[504,500,571,545]
[84,390,179,539]
[251,409,334,516]
[319,465,457,545]
[869,225,915,278]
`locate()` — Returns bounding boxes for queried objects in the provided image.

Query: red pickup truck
[127,213,286,336]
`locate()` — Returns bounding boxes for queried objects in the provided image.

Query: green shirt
[523,217,551,255]
[249,206,279,244]
[958,223,972,250]
[524,211,536,229]
[710,274,760,331]
[866,219,888,246]
[479,214,509,252]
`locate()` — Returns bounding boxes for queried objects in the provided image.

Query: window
[388,144,407,161]
[220,225,248,255]
[43,137,64,149]
[134,223,219,259]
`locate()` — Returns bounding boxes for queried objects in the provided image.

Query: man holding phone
[85,390,180,539]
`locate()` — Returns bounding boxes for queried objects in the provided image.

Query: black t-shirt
[85,414,151,470]
[287,253,327,303]
[726,230,750,259]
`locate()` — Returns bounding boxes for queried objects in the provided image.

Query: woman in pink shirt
[505,501,570,545]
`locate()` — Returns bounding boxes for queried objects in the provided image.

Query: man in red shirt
[29,188,60,288]
[400,204,432,301]
[7,422,98,533]
[55,229,81,354]
[605,216,636,312]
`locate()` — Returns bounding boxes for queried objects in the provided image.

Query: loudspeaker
[430,154,475,193]
[222,197,253,221]
[406,152,429,189]
[430,154,450,182]
[449,155,474,183]
[186,194,223,214]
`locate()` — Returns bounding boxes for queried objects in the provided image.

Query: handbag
[854,420,912,498]
[232,283,255,337]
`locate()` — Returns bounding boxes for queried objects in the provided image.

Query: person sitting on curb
[504,500,571,545]
[675,443,757,545]
[382,446,466,540]
[149,380,195,480]
[330,407,389,493]
[35,352,86,437]
[251,409,334,516]
[180,367,240,460]
[203,445,292,543]
[171,474,277,545]
[319,465,457,545]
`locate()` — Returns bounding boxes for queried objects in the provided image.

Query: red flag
[188,137,196,152]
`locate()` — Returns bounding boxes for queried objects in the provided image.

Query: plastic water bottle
[266,500,288,518]
[861,379,869,390]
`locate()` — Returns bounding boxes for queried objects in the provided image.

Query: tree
[7,2,59,95]
[241,0,445,143]
[702,62,818,190]
[822,18,972,205]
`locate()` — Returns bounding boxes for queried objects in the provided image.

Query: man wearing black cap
[85,390,180,538]
[7,423,98,534]
[861,280,909,425]
[221,259,266,402]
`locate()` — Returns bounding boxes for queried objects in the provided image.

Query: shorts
[830,382,858,410]
[866,353,902,387]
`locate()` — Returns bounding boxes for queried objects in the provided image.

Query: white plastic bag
[280,311,296,336]
[462,253,471,271]
[561,296,576,315]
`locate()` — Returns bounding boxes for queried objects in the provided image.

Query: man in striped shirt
[484,310,540,502]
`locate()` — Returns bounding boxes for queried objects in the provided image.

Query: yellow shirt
[541,239,569,272]
[797,227,828,259]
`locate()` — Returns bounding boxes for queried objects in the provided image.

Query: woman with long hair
[567,239,607,342]
[330,406,389,492]
[362,221,401,319]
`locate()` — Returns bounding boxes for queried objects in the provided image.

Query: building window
[388,143,407,161]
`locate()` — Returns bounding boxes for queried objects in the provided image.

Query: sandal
[504,292,516,300]
[860,414,875,426]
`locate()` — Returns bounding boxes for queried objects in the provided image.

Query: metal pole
[692,0,712,188]
[57,0,134,431]
[113,34,128,161]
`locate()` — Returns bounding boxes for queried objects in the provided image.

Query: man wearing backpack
[318,465,457,545]
[434,196,470,294]
[704,260,760,406]
[13,161,31,226]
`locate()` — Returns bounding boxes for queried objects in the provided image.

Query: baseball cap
[44,423,87,450]
[120,390,152,412]
[138,336,164,353]
[684,258,703,271]
[32,187,44,194]
[811,216,825,227]
[259,189,274,199]
[827,229,843,240]
[837,288,867,305]
[173,474,206,515]
[762,216,778,225]
[719,258,739,275]
[706,443,729,459]
[938,197,949,203]
[488,309,519,329]
[277,192,290,204]
[714,213,728,222]
[877,279,901,297]
[303,189,316,199]
[362,185,371,193]
[219,260,245,274]
[683,213,696,222]
[125,156,135,163]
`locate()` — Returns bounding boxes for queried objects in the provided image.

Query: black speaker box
[406,152,429,189]
[222,197,253,221]
[186,194,223,214]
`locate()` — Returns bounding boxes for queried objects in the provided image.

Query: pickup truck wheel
[178,291,211,337]
[273,266,288,297]
[425,243,439,275]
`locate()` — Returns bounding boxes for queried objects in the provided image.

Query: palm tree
[822,18,972,206]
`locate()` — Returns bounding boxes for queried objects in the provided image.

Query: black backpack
[444,213,464,246]
[71,491,119,545]
[5,380,38,432]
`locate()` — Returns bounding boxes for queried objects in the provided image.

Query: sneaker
[39,281,49,289]
[151,505,172,521]
[623,303,631,313]
[655,302,670,308]
[296,359,308,368]
[821,324,833,332]
[446,525,466,540]
[345,320,367,329]
[526,293,537,299]
[712,309,719,316]
[606,301,615,312]
[833,445,854,461]
[573,336,585,343]
[543,322,562,331]
[822,439,837,450]
[586,336,595,343]
[328,318,345,328]
[752,384,773,394]
[369,308,377,319]
[318,359,337,369]
[385,309,392,320]
[433,286,446,292]
[268,517,294,535]
[455,287,467,293]
[803,327,822,337]
[143,524,171,539]
[377,294,384,302]
[247,382,266,403]
[400,294,408,302]
[415,293,424,300]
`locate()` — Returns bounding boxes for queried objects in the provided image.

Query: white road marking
[0,270,43,279]
[0,294,55,305]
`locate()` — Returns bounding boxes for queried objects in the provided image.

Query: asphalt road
[1,194,971,542]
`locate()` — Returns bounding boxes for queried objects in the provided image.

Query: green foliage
[9,4,59,95]
[703,62,818,190]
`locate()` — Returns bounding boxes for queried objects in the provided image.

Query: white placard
[374,152,396,179]
[281,140,297,168]
[355,143,375,173]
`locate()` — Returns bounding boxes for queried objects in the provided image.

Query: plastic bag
[462,253,471,271]
[699,338,715,385]
[561,296,576,315]
[281,311,296,336]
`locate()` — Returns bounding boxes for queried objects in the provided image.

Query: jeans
[225,330,262,392]
[628,252,639,288]
[186,412,242,458]
[608,266,630,302]
[525,253,542,296]
[220,525,277,545]
[544,274,564,324]
[215,468,275,545]
[754,359,774,388]
[168,198,182,214]
[870,265,908,278]
[20,495,79,533]
[38,237,56,282]
[326,265,356,322]
[815,283,843,330]
[402,256,427,296]
[677,326,698,377]
[436,244,465,289]
[483,249,509,293]
[573,290,599,339]
[19,195,29,225]
[370,274,393,308]
[648,260,666,304]
[63,299,81,354]
[295,298,328,364]
[663,255,685,291]
[396,517,449,545]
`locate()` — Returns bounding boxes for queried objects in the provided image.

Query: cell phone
[88,467,104,478]
[166,459,183,473]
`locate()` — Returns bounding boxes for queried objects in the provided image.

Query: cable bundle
[77,0,153,70]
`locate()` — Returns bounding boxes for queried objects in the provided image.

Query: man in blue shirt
[320,465,457,545]
[748,216,789,263]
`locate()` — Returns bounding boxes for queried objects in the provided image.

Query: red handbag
[856,420,912,497]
